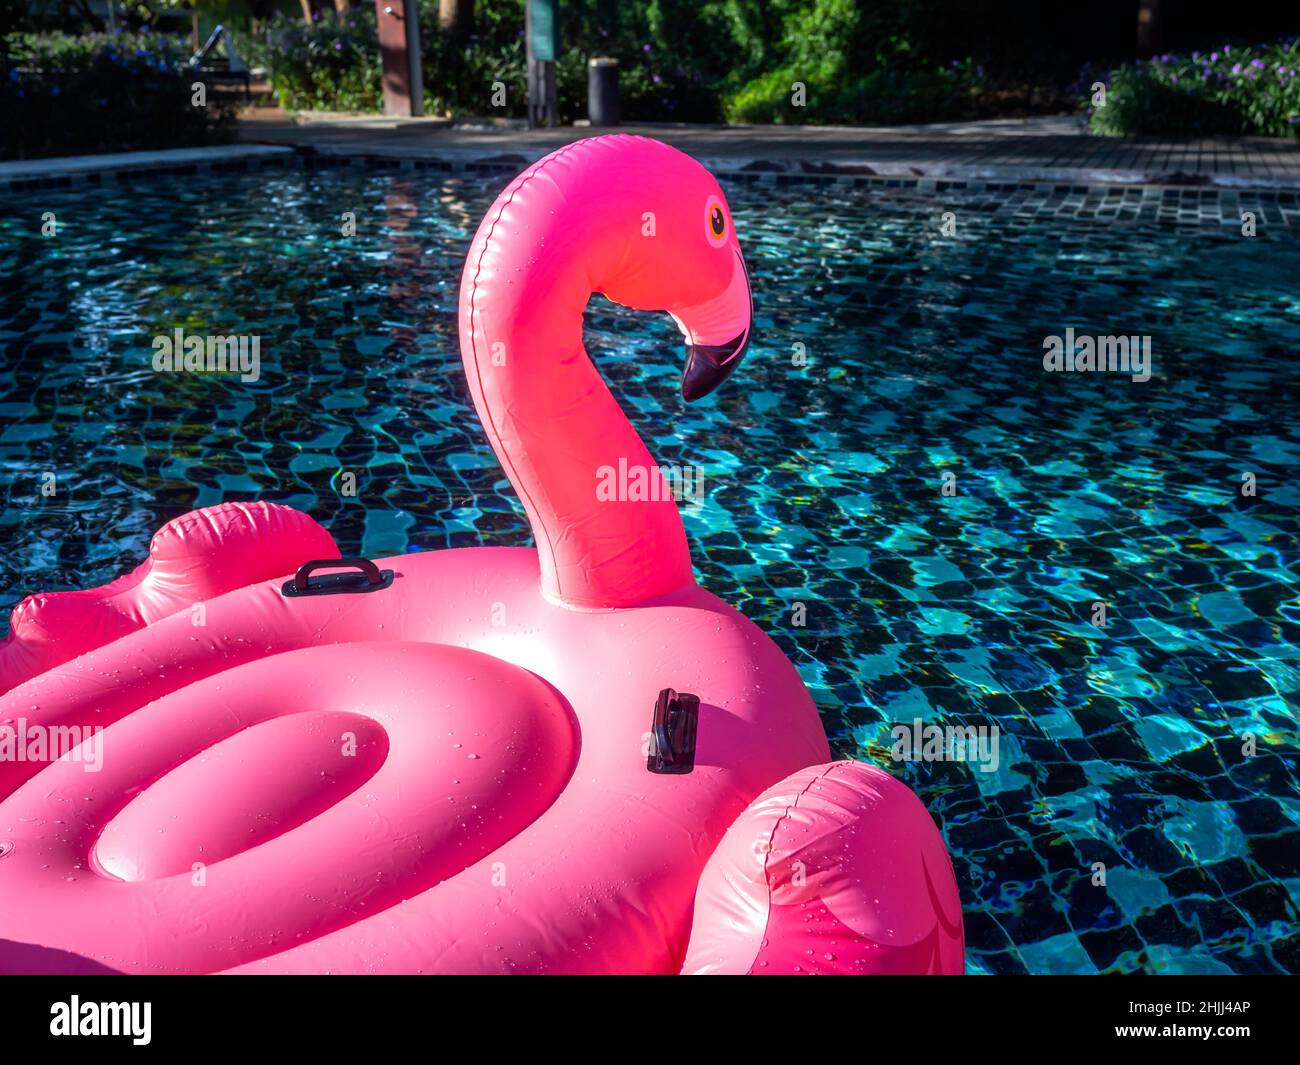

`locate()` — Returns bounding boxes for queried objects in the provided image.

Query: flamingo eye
[704,195,728,247]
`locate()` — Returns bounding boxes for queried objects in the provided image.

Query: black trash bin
[588,57,620,127]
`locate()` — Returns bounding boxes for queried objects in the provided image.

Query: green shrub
[252,0,994,126]
[719,0,979,125]
[258,3,522,117]
[262,10,382,112]
[1086,40,1300,138]
[258,1,729,122]
[0,30,237,160]
[418,0,524,117]
[722,62,979,125]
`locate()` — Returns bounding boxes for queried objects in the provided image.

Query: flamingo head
[595,142,753,402]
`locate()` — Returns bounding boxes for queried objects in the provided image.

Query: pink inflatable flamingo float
[0,136,962,975]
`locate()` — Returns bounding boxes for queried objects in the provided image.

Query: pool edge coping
[4,140,1300,194]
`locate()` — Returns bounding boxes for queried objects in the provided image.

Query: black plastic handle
[281,558,394,598]
[647,688,700,775]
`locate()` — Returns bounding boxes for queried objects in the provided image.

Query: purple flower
[642,43,651,53]
[1232,63,1242,74]
[652,73,661,84]
[1252,58,1265,69]
[1210,52,1218,61]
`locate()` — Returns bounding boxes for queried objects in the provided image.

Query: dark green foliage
[1087,41,1300,138]
[1,31,238,160]
[252,0,995,125]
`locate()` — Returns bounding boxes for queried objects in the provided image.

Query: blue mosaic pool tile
[0,167,1296,973]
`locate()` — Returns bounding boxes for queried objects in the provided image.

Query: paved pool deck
[235,110,1300,189]
[5,112,1300,191]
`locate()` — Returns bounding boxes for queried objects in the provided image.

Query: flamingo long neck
[457,148,694,609]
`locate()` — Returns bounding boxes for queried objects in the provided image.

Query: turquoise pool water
[1,165,1297,973]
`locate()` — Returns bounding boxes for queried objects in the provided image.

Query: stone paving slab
[234,111,1300,189]
[5,114,1300,192]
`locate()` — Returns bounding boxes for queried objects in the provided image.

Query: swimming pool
[1,164,1297,974]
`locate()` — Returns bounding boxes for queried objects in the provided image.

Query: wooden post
[374,0,423,117]
[526,0,558,129]
[1137,0,1162,59]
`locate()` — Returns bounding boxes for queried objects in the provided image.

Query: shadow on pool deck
[238,108,1300,188]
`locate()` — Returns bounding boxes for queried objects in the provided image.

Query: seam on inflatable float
[749,761,841,974]
[465,137,604,607]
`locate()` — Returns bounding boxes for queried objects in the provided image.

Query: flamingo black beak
[674,252,753,402]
